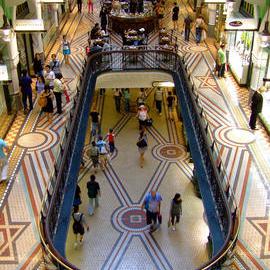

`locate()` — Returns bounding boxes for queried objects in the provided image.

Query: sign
[39,0,65,3]
[229,21,243,27]
[0,65,9,81]
[14,19,46,32]
[225,18,258,31]
[203,0,226,3]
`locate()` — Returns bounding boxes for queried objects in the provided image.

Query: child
[96,135,108,170]
[106,128,115,155]
[169,193,182,231]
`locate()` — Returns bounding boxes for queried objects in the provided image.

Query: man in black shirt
[90,107,100,137]
[249,86,266,130]
[172,2,179,31]
[183,15,193,42]
[167,91,176,121]
[87,174,101,215]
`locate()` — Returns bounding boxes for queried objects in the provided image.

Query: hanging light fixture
[259,8,270,47]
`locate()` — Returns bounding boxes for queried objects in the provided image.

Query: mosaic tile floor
[0,0,270,269]
[66,89,209,270]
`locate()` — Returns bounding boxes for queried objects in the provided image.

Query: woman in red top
[106,128,115,155]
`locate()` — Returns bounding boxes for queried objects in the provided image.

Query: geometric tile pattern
[0,0,270,269]
[0,8,94,270]
[66,88,209,270]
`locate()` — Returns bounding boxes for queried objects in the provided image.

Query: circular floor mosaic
[113,206,147,233]
[214,126,255,148]
[16,129,59,152]
[153,144,188,161]
[17,132,47,149]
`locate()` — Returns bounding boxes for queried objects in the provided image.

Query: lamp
[259,8,270,47]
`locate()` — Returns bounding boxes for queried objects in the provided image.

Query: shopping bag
[158,214,162,224]
[64,89,70,103]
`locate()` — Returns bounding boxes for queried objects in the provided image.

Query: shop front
[255,48,270,130]
[225,3,259,86]
[226,29,254,85]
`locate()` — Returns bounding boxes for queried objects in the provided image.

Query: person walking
[99,6,108,32]
[249,86,266,130]
[19,70,33,114]
[41,85,54,123]
[96,135,108,170]
[195,15,204,44]
[53,73,64,114]
[0,138,9,184]
[123,88,131,112]
[167,91,176,121]
[87,174,101,215]
[77,0,83,13]
[62,35,71,65]
[142,190,162,232]
[73,185,82,208]
[137,128,148,168]
[90,107,100,137]
[88,0,93,13]
[33,53,43,77]
[113,88,122,112]
[183,15,193,42]
[217,44,226,78]
[72,205,89,248]
[136,104,149,130]
[90,141,99,173]
[49,54,61,76]
[172,2,179,31]
[106,128,115,156]
[154,87,163,115]
[169,193,182,231]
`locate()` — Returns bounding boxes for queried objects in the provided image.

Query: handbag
[38,94,47,108]
[146,118,153,127]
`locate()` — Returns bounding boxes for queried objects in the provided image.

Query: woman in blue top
[36,75,45,95]
[62,35,71,65]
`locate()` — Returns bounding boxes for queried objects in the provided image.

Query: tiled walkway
[1,0,270,269]
[66,88,209,269]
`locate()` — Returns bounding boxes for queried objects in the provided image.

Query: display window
[227,30,254,85]
[42,4,54,31]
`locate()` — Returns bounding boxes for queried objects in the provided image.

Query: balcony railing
[39,49,239,270]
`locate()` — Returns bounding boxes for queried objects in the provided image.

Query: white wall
[95,71,174,89]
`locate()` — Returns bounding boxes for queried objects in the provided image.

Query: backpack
[90,146,99,157]
[72,213,83,233]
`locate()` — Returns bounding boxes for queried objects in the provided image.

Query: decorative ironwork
[39,49,239,270]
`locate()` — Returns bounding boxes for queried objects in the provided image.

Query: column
[208,4,216,38]
[53,4,59,29]
[4,32,21,111]
[32,0,44,54]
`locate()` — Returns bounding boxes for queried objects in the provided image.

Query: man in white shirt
[44,65,55,89]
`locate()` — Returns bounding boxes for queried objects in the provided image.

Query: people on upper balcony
[130,0,137,14]
[100,6,108,32]
[90,23,101,40]
[112,0,121,14]
[137,0,144,13]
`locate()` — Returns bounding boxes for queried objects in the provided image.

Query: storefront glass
[42,4,54,31]
[227,30,254,85]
